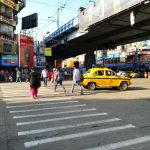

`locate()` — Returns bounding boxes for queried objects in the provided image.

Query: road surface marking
[10,104,86,113]
[6,100,78,108]
[6,97,72,104]
[13,108,96,119]
[16,113,108,126]
[18,118,121,136]
[24,124,135,148]
[86,135,150,150]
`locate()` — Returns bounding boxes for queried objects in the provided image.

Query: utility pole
[57,0,59,29]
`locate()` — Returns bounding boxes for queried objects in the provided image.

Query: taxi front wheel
[119,82,128,91]
[88,82,96,90]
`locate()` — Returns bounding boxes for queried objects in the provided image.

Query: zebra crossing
[4,99,150,150]
[1,83,150,149]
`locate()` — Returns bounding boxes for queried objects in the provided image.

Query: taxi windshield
[84,69,91,74]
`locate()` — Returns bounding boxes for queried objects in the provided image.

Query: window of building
[0,24,13,38]
[0,4,13,19]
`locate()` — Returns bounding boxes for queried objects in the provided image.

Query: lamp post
[42,31,50,59]
[43,31,50,51]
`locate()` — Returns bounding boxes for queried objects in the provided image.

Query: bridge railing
[44,17,78,44]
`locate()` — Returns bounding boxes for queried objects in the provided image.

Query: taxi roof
[90,67,112,71]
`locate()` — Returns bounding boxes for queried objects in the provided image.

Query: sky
[16,0,94,42]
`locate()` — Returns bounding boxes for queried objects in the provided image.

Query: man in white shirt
[41,68,48,87]
[16,70,21,83]
[71,66,83,95]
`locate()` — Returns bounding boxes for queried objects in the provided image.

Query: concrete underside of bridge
[47,2,150,60]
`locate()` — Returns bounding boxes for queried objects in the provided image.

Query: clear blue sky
[16,0,93,42]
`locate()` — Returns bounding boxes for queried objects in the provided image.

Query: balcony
[0,11,12,19]
[0,15,16,26]
[0,32,17,44]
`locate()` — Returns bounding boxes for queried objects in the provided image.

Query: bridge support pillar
[84,51,96,70]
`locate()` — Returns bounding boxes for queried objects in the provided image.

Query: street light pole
[43,31,50,56]
[134,45,139,72]
[57,9,59,29]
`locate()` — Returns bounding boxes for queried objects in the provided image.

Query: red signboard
[20,34,34,67]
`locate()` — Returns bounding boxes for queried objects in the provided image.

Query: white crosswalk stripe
[6,97,72,104]
[13,108,97,119]
[18,118,121,136]
[86,135,150,150]
[24,124,135,148]
[9,104,87,113]
[6,100,79,108]
[16,113,108,126]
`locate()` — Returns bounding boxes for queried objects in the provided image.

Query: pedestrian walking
[70,65,83,95]
[54,68,66,93]
[41,67,48,87]
[16,70,21,83]
[26,67,41,99]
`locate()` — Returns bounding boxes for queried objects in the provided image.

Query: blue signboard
[1,55,18,66]
[34,41,38,53]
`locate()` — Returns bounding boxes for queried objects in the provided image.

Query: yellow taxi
[128,71,140,78]
[81,68,131,91]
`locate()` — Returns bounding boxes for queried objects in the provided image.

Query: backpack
[56,71,62,81]
[79,69,83,82]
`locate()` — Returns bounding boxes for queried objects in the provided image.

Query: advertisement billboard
[20,34,34,67]
[1,55,18,66]
[34,41,38,53]
[35,56,46,67]
[44,48,52,56]
[22,13,38,30]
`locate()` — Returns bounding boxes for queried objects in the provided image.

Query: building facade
[0,0,26,82]
[0,0,25,68]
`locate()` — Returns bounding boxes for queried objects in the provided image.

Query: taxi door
[94,70,106,87]
[105,70,118,86]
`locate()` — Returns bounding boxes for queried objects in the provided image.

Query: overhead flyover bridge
[44,0,150,67]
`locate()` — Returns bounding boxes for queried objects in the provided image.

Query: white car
[117,71,128,76]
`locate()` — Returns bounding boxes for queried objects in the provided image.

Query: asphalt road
[0,78,150,150]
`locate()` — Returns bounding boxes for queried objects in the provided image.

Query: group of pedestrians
[26,66,83,99]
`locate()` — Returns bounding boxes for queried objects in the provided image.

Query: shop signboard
[34,41,38,54]
[36,56,46,67]
[67,60,74,68]
[19,34,34,67]
[44,48,52,56]
[1,54,18,66]
[0,0,18,11]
